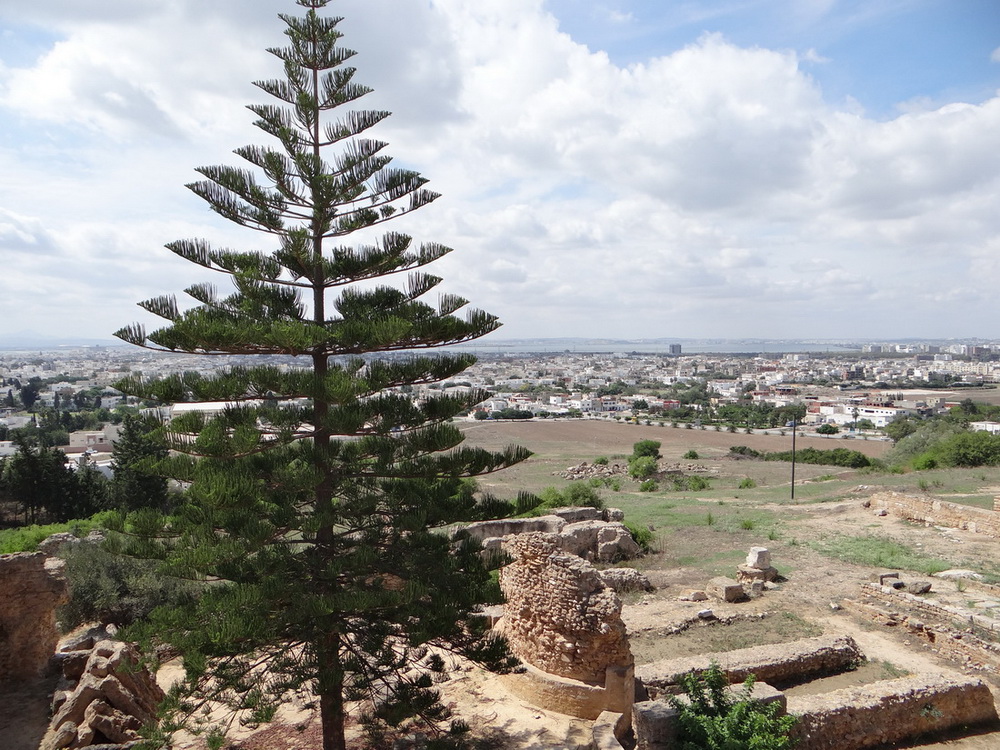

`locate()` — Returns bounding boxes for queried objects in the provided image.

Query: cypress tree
[111,2,529,747]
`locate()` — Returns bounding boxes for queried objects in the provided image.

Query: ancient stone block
[736,564,778,583]
[902,580,932,595]
[707,576,745,603]
[633,700,677,750]
[746,546,771,569]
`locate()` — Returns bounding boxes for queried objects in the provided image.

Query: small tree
[670,663,798,749]
[109,3,529,748]
[816,423,839,435]
[109,415,170,513]
[631,439,662,460]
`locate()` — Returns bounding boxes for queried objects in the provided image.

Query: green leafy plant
[639,479,659,492]
[593,456,609,466]
[624,521,654,552]
[738,478,757,489]
[683,449,699,460]
[670,663,798,750]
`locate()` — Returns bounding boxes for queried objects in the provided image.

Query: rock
[49,720,77,749]
[679,590,708,602]
[697,609,715,619]
[935,569,984,581]
[0,552,69,680]
[707,576,746,603]
[903,581,933,595]
[873,571,900,586]
[37,532,81,557]
[599,567,653,593]
[736,564,778,583]
[745,547,771,569]
[874,509,889,516]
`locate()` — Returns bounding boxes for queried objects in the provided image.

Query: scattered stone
[697,609,715,620]
[707,576,746,603]
[736,564,778,583]
[903,581,933,595]
[830,602,842,611]
[874,509,889,516]
[679,590,708,602]
[935,569,984,581]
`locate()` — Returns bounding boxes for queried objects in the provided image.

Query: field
[455,417,1000,749]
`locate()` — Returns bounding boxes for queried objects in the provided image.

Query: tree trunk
[318,634,347,750]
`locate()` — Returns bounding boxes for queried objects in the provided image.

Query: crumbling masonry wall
[872,491,1000,538]
[788,675,998,750]
[499,532,632,684]
[636,635,862,696]
[0,552,69,681]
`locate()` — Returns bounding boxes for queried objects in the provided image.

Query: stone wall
[636,635,863,696]
[0,552,69,681]
[788,675,998,750]
[872,491,1000,538]
[857,581,1000,636]
[499,533,632,684]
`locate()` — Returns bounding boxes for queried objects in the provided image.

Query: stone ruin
[0,552,69,681]
[1,545,165,750]
[42,632,164,750]
[497,532,635,719]
[458,505,642,564]
[682,546,779,606]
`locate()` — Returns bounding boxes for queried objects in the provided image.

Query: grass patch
[809,534,952,575]
[0,512,114,554]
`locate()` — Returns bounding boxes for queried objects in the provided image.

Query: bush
[738,478,757,489]
[624,521,654,552]
[816,423,839,435]
[631,440,662,460]
[629,456,658,479]
[729,445,762,459]
[683,449,699,460]
[593,456,609,466]
[639,479,658,492]
[532,482,605,514]
[670,663,798,750]
[58,541,201,629]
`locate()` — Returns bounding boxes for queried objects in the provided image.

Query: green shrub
[688,475,711,492]
[639,479,658,492]
[58,541,201,629]
[629,456,658,479]
[738,478,757,489]
[729,446,763,459]
[631,440,662,460]
[683,450,699,460]
[593,456,609,466]
[532,482,605,513]
[670,663,798,750]
[739,519,756,530]
[625,521,654,553]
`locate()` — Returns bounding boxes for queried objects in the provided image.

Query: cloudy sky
[1,0,999,345]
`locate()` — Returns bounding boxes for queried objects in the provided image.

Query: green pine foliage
[108,3,529,748]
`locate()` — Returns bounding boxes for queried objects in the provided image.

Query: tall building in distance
[668,344,682,355]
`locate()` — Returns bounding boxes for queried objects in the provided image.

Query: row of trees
[0,416,168,524]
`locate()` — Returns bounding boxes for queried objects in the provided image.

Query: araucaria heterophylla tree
[110,2,529,748]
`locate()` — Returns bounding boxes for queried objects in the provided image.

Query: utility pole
[791,417,797,501]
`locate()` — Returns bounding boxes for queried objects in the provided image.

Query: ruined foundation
[788,675,998,750]
[872,491,1000,538]
[635,634,863,696]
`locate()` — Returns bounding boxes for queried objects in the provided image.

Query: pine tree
[109,414,170,513]
[110,2,528,748]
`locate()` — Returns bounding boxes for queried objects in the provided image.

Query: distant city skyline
[1,0,999,342]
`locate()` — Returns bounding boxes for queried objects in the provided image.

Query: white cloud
[0,0,998,341]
